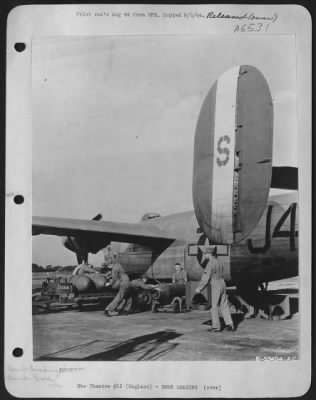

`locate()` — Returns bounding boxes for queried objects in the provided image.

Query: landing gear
[235,282,269,319]
[234,281,295,320]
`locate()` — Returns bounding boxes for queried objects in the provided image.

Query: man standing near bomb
[172,263,188,285]
[195,247,234,332]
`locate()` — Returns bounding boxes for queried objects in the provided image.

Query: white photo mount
[5,4,311,398]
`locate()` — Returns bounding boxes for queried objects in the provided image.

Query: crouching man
[104,254,130,316]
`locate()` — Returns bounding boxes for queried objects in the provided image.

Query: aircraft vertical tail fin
[193,65,273,244]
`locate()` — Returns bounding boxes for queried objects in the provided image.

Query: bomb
[152,283,185,306]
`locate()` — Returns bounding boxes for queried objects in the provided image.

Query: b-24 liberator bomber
[33,65,298,308]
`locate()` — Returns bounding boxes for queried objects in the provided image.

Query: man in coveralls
[120,275,153,314]
[104,254,130,316]
[172,263,188,285]
[195,247,234,332]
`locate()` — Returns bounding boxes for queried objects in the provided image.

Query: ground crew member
[117,275,152,314]
[103,246,114,267]
[103,264,113,282]
[172,263,188,285]
[104,254,130,316]
[195,247,234,332]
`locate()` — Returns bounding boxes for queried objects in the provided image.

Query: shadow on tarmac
[231,313,245,329]
[202,313,245,331]
[36,330,182,361]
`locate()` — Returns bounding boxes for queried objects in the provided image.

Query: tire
[152,302,158,313]
[173,300,180,313]
[141,291,152,305]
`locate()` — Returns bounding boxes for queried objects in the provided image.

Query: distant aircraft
[33,65,298,298]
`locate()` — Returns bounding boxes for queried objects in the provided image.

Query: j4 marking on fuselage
[188,197,298,267]
[116,192,298,285]
[247,202,298,254]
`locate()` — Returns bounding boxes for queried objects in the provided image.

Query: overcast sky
[32,35,297,266]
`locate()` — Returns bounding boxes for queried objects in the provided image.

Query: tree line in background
[32,263,76,273]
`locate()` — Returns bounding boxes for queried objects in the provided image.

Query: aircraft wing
[32,216,176,249]
[271,166,298,190]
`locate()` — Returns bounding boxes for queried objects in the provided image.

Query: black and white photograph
[31,33,300,359]
[5,4,311,398]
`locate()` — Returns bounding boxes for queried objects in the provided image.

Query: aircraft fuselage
[115,192,298,286]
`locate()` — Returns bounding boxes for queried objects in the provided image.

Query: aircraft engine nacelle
[62,235,110,257]
[62,213,110,261]
[62,236,81,254]
[193,65,273,244]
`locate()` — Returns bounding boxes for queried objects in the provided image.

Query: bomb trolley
[32,277,76,312]
[151,283,186,313]
[33,275,117,312]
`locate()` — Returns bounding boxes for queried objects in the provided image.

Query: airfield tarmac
[33,280,299,362]
[33,309,299,362]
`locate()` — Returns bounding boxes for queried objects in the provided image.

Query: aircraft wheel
[78,301,84,311]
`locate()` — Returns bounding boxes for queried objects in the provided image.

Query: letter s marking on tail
[216,135,231,166]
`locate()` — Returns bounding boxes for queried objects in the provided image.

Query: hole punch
[13,195,24,204]
[14,43,26,52]
[12,347,23,357]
